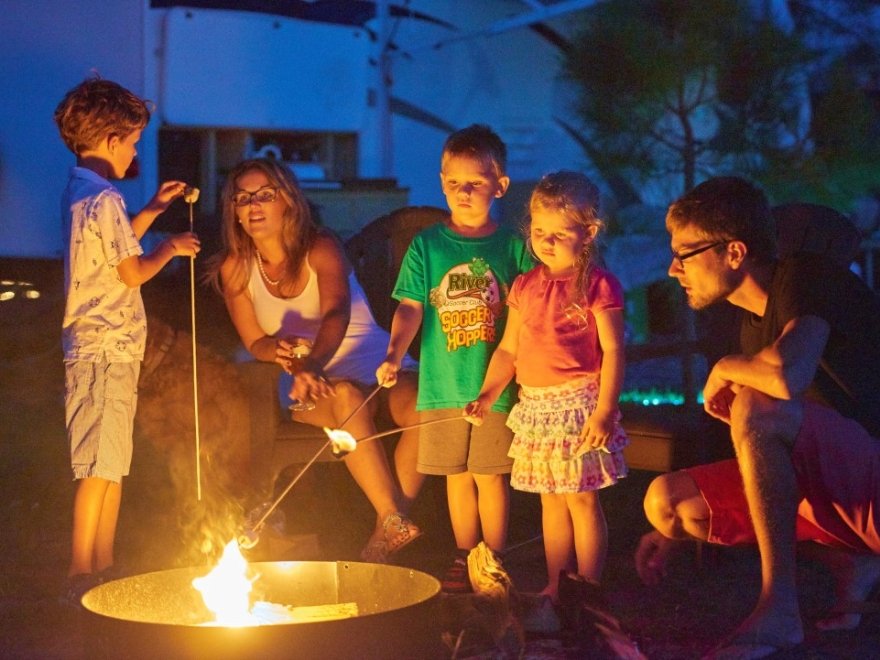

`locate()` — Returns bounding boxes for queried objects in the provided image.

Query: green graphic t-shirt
[393,223,533,412]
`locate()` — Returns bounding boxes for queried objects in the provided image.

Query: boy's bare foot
[814,548,880,631]
[704,595,803,660]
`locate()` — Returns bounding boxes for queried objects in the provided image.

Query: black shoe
[441,549,472,594]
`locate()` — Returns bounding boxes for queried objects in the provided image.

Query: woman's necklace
[256,250,281,286]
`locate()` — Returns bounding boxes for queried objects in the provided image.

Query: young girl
[464,170,629,602]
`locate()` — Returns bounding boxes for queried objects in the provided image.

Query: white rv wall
[0,0,149,258]
[159,8,369,130]
[368,0,587,214]
[0,0,589,257]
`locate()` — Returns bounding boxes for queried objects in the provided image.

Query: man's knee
[730,387,803,448]
[643,471,705,540]
[643,473,682,536]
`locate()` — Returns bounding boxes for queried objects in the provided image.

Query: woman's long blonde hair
[206,158,318,295]
[527,170,605,315]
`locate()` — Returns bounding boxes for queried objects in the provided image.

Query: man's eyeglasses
[232,186,278,207]
[671,241,729,266]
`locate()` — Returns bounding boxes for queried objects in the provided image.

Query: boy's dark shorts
[417,408,513,475]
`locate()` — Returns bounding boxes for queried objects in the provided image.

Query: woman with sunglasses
[208,158,423,563]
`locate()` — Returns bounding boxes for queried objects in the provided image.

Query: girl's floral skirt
[506,376,629,493]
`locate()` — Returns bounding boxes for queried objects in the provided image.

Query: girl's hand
[579,408,615,450]
[463,399,488,426]
[375,360,399,388]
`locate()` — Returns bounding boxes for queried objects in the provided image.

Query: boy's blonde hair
[54,77,151,155]
[441,124,507,178]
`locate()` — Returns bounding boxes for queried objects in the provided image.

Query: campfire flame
[192,539,361,627]
[323,427,357,455]
[192,539,258,626]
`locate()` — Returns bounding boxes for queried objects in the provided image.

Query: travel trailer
[0,0,594,258]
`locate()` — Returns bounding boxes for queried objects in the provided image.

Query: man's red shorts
[684,401,880,553]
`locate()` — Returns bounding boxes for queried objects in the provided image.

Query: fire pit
[82,561,443,659]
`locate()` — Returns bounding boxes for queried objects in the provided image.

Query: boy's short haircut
[441,124,507,178]
[54,77,151,155]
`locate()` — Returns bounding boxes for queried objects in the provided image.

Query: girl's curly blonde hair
[527,170,606,319]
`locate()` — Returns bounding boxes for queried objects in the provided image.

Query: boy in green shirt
[377,124,532,592]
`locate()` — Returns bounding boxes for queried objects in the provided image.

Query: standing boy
[54,77,200,604]
[377,124,533,592]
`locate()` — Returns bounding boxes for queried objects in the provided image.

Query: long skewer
[242,381,387,544]
[185,187,202,501]
[351,415,462,446]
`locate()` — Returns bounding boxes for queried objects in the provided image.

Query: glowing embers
[192,540,358,626]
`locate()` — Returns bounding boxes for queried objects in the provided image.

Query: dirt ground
[1,262,878,659]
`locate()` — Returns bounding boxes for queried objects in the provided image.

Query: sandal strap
[383,512,406,533]
[382,512,421,554]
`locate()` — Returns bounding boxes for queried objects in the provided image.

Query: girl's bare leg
[540,492,574,599]
[567,490,607,583]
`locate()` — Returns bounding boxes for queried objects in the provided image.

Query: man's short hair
[666,176,777,264]
[54,77,151,155]
[441,124,507,178]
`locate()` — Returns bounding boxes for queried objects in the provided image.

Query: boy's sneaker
[441,549,472,594]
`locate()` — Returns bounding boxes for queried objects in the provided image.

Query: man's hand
[702,367,739,424]
[635,530,682,586]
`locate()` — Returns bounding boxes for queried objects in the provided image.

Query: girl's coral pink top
[507,265,623,387]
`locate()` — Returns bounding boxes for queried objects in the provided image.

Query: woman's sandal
[383,512,422,556]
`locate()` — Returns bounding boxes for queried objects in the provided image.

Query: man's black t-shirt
[740,253,880,437]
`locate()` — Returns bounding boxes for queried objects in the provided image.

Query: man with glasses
[634,177,880,658]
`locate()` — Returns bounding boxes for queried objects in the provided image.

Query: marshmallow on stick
[183,186,200,203]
